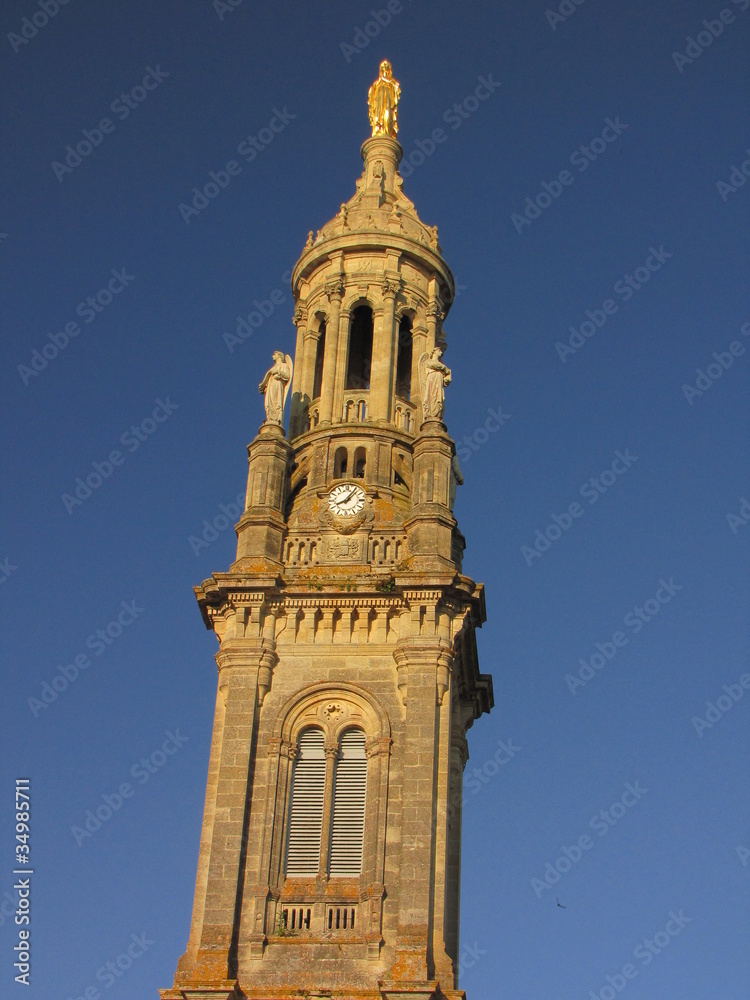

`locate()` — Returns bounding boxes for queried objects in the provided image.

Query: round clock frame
[328,482,366,519]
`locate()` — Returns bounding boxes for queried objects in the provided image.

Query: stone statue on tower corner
[418,347,452,421]
[259,351,293,425]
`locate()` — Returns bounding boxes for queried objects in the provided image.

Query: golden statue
[368,60,400,137]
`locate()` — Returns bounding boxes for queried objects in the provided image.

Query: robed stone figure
[259,351,293,424]
[418,348,452,421]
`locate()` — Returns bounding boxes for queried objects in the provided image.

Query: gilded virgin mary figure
[368,60,401,137]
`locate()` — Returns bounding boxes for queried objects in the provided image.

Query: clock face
[328,483,366,518]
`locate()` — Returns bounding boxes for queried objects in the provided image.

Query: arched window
[345,306,373,390]
[395,316,412,401]
[285,729,326,876]
[329,730,368,876]
[353,447,366,479]
[268,685,391,943]
[312,320,326,401]
[334,447,348,478]
[284,728,368,879]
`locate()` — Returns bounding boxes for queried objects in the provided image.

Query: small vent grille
[329,729,367,876]
[281,906,311,931]
[327,905,356,931]
[285,729,326,876]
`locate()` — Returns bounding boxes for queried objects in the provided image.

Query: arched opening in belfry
[353,447,366,479]
[345,306,373,390]
[395,316,412,401]
[312,320,326,400]
[334,447,348,478]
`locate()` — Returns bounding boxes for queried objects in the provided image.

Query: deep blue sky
[1,1,748,998]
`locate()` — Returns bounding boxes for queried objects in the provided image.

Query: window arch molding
[263,683,392,924]
[395,304,418,326]
[274,681,390,748]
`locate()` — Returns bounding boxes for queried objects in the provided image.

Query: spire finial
[368,60,401,137]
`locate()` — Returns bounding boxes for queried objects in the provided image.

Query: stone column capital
[381,275,402,299]
[269,737,296,761]
[325,278,345,301]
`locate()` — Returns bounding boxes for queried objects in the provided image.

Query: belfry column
[318,276,344,425]
[331,288,351,422]
[426,294,443,355]
[411,316,428,417]
[289,305,307,436]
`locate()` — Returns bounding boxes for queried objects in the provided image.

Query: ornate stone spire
[287,63,452,448]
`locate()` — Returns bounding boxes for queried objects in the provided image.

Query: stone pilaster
[445,720,469,983]
[390,638,450,984]
[174,642,262,987]
[235,423,293,569]
[403,419,458,572]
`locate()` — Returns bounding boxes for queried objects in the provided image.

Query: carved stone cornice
[451,732,469,769]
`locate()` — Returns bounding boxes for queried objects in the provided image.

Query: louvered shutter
[329,729,368,876]
[285,729,326,876]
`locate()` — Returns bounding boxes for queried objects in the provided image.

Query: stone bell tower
[161,61,493,1000]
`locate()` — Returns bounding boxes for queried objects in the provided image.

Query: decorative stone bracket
[257,642,279,705]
